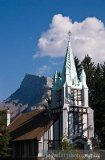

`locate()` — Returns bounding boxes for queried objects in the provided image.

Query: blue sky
[0,0,105,101]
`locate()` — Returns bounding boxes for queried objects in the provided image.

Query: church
[8,35,94,159]
[51,35,94,151]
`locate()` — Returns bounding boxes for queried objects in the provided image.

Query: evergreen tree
[81,55,105,148]
[95,63,105,148]
[0,110,11,156]
[81,55,95,88]
[82,55,96,107]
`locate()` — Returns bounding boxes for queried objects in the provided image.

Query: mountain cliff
[0,74,53,119]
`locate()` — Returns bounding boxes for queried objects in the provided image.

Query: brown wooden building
[8,108,61,159]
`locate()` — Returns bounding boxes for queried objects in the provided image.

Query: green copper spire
[62,32,78,86]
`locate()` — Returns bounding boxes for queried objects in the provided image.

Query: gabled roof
[8,109,59,141]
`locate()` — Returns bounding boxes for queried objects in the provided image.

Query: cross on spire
[68,31,71,46]
[68,31,71,42]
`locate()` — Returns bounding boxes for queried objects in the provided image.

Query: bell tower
[52,32,94,150]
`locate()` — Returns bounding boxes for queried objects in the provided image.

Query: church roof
[8,109,60,141]
[53,33,88,90]
[62,40,78,85]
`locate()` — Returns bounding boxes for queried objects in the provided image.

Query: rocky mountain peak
[0,74,53,119]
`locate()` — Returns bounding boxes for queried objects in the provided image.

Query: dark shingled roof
[8,109,59,141]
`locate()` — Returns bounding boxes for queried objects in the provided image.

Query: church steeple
[52,33,94,151]
[62,32,78,86]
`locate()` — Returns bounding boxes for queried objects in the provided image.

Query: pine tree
[95,63,105,148]
[81,55,96,107]
[81,56,105,148]
[0,110,11,156]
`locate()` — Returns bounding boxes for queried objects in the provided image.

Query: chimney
[7,108,10,126]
